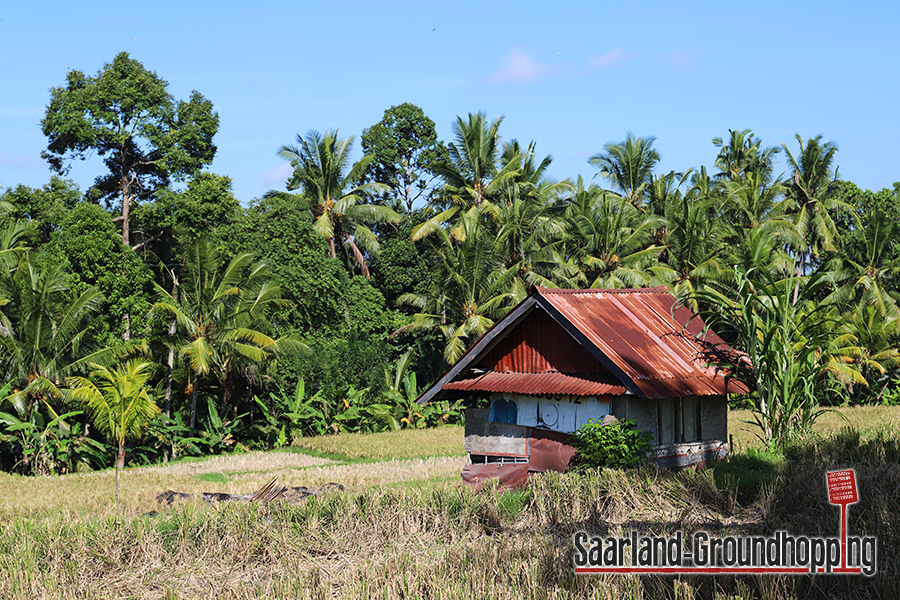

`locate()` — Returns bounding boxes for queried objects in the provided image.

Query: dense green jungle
[2,51,899,475]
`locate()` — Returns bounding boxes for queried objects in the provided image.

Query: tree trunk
[120,162,132,339]
[164,276,180,417]
[189,376,199,432]
[115,441,125,513]
[164,346,175,417]
[220,369,232,416]
[120,176,131,247]
[117,440,126,470]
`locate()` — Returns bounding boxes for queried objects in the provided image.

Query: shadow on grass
[711,446,783,504]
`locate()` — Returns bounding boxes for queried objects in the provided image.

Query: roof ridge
[533,286,670,295]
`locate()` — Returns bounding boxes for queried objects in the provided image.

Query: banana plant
[0,406,106,475]
[197,397,247,454]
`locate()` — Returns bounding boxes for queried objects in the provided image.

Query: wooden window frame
[657,396,701,444]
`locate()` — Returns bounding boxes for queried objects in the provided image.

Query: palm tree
[270,129,399,277]
[0,221,34,274]
[712,129,780,183]
[827,208,900,319]
[0,260,142,416]
[827,305,900,400]
[65,359,159,510]
[433,112,522,209]
[151,239,303,429]
[558,177,665,289]
[781,134,847,276]
[492,140,572,286]
[399,208,519,363]
[588,133,660,209]
[656,188,728,306]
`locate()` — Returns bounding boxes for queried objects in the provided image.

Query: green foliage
[570,418,653,470]
[269,129,398,276]
[379,349,462,430]
[253,379,327,446]
[402,206,520,363]
[361,103,448,212]
[45,202,153,345]
[0,177,81,245]
[0,405,108,475]
[151,238,303,428]
[690,268,846,449]
[41,52,218,246]
[130,413,203,464]
[65,359,160,468]
[589,132,661,208]
[0,259,145,416]
[280,329,391,412]
[228,196,395,336]
[432,112,522,208]
[132,172,240,260]
[196,396,247,455]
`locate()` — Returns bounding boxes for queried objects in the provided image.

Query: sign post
[826,469,859,571]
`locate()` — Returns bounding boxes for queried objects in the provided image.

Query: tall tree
[560,177,664,289]
[712,129,780,183]
[361,103,448,213]
[588,133,660,209]
[270,130,398,277]
[433,112,522,208]
[827,208,900,319]
[41,52,219,247]
[400,207,519,363]
[781,134,846,276]
[151,239,303,429]
[48,204,154,346]
[0,177,81,246]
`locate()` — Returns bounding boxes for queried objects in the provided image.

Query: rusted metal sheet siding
[441,371,626,396]
[537,287,749,399]
[481,310,604,374]
[527,429,577,473]
[461,463,529,491]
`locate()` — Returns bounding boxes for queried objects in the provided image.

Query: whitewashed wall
[490,394,610,434]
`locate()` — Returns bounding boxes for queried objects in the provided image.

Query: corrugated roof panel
[535,287,748,398]
[481,310,606,374]
[441,371,627,396]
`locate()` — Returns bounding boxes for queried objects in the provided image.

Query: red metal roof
[442,371,626,396]
[416,286,748,405]
[481,309,607,373]
[534,286,749,398]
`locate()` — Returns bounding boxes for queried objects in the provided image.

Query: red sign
[826,469,858,505]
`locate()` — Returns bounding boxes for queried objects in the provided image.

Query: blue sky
[2,1,899,205]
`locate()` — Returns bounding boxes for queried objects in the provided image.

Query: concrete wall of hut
[609,395,727,445]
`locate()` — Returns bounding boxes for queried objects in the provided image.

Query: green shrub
[570,418,653,470]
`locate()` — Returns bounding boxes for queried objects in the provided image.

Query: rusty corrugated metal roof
[482,309,607,374]
[442,371,626,396]
[534,286,749,398]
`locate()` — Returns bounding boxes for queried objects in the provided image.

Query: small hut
[416,286,747,488]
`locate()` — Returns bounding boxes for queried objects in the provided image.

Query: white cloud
[0,149,42,169]
[262,161,293,187]
[660,48,698,72]
[488,46,551,84]
[590,48,631,69]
